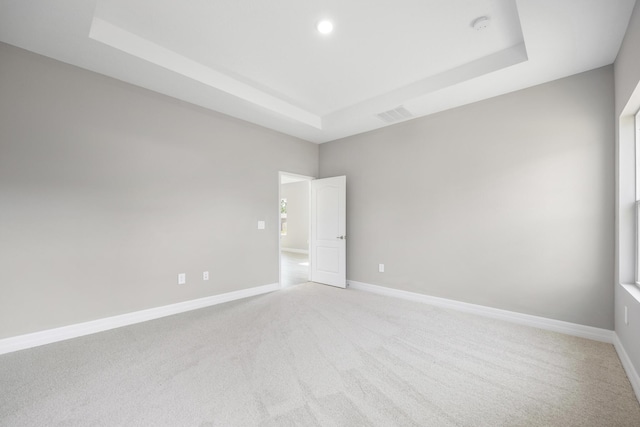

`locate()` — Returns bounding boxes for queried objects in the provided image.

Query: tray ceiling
[0,0,635,143]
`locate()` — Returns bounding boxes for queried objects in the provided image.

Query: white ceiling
[0,0,636,143]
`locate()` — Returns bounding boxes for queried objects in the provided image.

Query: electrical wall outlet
[379,264,385,273]
[625,306,629,325]
[257,220,265,230]
[178,273,186,285]
[203,271,209,281]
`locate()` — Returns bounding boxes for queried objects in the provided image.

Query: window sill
[620,283,640,304]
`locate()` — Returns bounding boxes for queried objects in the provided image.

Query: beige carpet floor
[1,283,639,426]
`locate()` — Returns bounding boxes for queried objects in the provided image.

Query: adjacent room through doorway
[279,172,312,287]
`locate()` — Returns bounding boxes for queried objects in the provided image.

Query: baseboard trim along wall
[348,281,615,343]
[350,280,640,402]
[613,334,640,403]
[281,248,309,254]
[0,282,280,355]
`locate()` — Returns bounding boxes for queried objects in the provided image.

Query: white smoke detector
[471,16,491,31]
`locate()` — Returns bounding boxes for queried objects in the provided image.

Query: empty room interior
[3,0,640,425]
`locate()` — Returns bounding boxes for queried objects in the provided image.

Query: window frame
[635,109,640,285]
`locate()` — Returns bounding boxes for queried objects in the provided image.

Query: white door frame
[278,171,314,288]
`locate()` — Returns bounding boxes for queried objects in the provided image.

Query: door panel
[311,176,346,288]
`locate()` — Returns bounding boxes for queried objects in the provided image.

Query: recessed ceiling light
[317,20,334,34]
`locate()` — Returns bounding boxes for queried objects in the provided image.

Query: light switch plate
[257,221,265,230]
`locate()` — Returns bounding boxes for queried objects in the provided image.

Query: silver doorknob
[337,235,346,240]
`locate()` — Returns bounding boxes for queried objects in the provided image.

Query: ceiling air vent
[376,106,413,124]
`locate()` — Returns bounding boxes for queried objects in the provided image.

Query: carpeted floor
[1,283,639,426]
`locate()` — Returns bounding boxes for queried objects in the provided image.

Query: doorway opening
[279,172,313,288]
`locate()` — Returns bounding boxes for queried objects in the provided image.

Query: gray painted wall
[0,43,318,339]
[280,181,310,252]
[320,66,615,329]
[614,1,640,384]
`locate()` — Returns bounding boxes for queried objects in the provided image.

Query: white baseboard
[281,248,309,254]
[348,281,614,343]
[0,282,280,355]
[613,334,640,403]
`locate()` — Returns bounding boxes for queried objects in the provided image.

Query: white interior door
[310,176,346,288]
